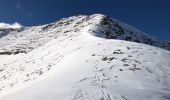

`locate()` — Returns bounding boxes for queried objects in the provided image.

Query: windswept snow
[0,14,170,100]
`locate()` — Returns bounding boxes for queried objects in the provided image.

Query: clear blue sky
[0,0,170,40]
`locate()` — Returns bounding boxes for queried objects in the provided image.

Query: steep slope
[0,14,170,100]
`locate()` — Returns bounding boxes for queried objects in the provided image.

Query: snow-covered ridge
[0,14,170,100]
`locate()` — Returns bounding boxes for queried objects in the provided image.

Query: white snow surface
[0,14,170,100]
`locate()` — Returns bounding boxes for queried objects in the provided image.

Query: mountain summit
[0,14,170,100]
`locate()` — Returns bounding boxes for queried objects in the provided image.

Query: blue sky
[0,0,170,40]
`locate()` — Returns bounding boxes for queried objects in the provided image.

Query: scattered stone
[129,68,135,71]
[113,50,123,54]
[128,55,133,57]
[127,47,131,50]
[0,68,4,72]
[10,83,14,87]
[102,56,115,61]
[24,79,31,82]
[47,65,52,70]
[109,57,115,61]
[121,58,128,62]
[91,54,96,56]
[0,50,26,55]
[39,71,43,75]
[26,74,30,77]
[3,76,6,79]
[64,30,70,33]
[102,57,108,61]
[114,49,121,51]
[134,60,141,64]
[135,68,141,70]
[133,64,136,67]
[78,77,87,82]
[123,64,129,66]
[129,67,141,71]
[36,70,43,75]
[125,37,132,41]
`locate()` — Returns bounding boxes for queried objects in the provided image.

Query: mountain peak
[69,14,170,50]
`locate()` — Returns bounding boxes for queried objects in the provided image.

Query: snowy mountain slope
[0,14,169,54]
[0,14,170,100]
